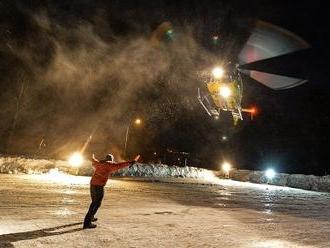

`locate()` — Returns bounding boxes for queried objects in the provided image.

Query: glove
[134,155,141,162]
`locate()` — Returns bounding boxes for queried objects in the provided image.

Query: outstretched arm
[110,155,140,172]
[91,154,99,167]
[110,161,134,172]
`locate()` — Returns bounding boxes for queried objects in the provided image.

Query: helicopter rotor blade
[239,69,307,90]
[238,20,310,65]
[238,49,311,79]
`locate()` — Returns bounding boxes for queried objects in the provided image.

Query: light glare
[219,86,231,98]
[212,67,225,79]
[222,162,232,173]
[265,168,276,179]
[68,152,84,167]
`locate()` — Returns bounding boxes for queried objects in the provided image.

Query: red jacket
[90,159,132,186]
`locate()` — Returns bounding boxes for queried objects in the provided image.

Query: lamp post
[123,118,141,159]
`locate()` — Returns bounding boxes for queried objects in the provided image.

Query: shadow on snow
[0,222,82,248]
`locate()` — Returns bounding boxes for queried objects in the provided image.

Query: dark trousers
[84,185,104,225]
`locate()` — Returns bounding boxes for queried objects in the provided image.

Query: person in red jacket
[83,153,140,229]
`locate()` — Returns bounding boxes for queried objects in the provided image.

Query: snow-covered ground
[0,174,329,248]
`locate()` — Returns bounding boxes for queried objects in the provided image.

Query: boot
[83,223,97,229]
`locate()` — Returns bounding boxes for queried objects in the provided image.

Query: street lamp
[134,118,142,125]
[123,118,142,159]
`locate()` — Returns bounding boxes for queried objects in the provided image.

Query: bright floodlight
[134,118,142,125]
[265,168,276,179]
[212,67,225,79]
[222,162,232,173]
[68,152,84,167]
[219,86,231,98]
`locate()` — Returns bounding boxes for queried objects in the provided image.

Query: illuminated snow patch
[33,168,90,185]
[54,208,76,216]
[200,170,222,183]
[254,240,310,248]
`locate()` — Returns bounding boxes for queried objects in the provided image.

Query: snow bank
[0,155,90,175]
[2,155,329,192]
[228,169,330,192]
[112,163,209,179]
[0,155,210,179]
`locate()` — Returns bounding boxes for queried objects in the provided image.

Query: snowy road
[0,174,329,248]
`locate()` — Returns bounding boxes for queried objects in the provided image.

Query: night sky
[0,0,328,175]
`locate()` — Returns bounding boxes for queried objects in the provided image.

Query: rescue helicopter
[197,63,248,124]
[198,21,310,124]
[151,20,310,124]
